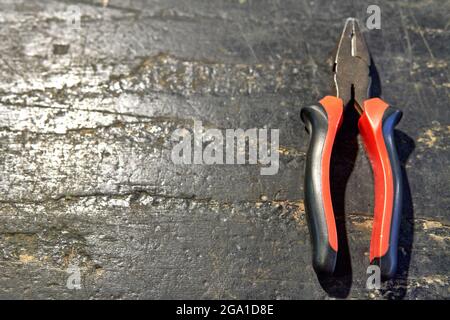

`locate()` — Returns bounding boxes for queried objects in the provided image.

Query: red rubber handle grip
[301,96,343,274]
[358,98,403,279]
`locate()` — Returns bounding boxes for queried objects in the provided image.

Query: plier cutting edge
[301,18,403,279]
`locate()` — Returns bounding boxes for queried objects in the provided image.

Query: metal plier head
[332,18,371,113]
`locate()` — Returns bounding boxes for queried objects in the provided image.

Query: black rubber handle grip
[359,98,403,279]
[300,96,343,275]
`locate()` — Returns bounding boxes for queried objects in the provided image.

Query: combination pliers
[301,18,403,279]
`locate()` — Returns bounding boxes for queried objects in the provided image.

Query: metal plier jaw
[301,18,403,279]
[332,18,371,113]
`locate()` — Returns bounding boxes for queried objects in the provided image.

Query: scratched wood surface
[0,0,448,299]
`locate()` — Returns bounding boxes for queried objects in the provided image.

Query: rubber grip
[300,96,343,274]
[358,98,403,279]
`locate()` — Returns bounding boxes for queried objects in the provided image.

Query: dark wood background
[0,0,448,299]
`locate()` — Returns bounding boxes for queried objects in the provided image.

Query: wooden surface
[0,0,448,299]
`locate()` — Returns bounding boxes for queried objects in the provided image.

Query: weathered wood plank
[0,0,448,299]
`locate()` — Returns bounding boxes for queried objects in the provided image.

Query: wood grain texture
[0,0,448,299]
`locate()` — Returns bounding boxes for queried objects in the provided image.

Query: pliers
[301,18,403,279]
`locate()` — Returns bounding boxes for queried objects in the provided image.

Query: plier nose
[301,18,403,279]
[332,18,371,112]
